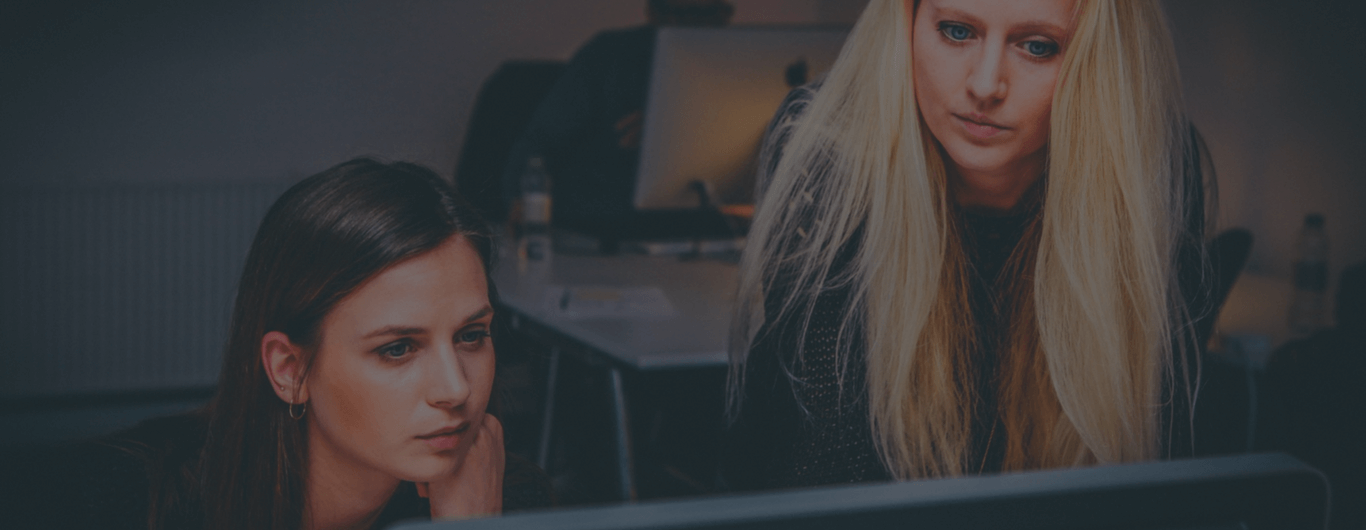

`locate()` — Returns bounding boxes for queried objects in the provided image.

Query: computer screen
[632,26,849,211]
[390,453,1327,530]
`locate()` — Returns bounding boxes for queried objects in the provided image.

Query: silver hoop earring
[288,401,307,420]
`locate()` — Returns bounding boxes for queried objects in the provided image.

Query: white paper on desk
[541,285,676,319]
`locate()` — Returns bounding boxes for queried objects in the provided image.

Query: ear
[261,331,310,404]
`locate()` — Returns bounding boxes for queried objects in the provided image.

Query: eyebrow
[359,306,495,340]
[463,305,494,324]
[931,6,986,29]
[931,7,1068,39]
[362,326,426,340]
[1008,21,1069,40]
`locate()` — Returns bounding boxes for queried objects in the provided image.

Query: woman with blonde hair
[726,0,1212,488]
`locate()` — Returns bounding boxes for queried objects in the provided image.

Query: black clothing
[724,208,1038,490]
[726,248,890,489]
[60,413,552,529]
[959,206,1039,474]
[725,85,1210,491]
[503,26,656,231]
[501,25,752,243]
[1262,326,1366,530]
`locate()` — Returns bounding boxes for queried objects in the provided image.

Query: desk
[1214,271,1296,363]
[492,252,737,500]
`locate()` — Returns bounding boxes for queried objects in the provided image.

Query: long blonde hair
[729,0,1203,479]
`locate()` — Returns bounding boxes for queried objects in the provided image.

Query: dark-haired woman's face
[910,0,1075,210]
[304,236,496,485]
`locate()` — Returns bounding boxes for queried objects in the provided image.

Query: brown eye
[458,330,491,346]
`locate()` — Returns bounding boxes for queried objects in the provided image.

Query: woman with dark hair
[69,158,551,529]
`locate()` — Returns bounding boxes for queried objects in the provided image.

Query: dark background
[0,0,1363,519]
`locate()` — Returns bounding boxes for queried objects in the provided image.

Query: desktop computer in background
[574,26,847,248]
[634,26,848,211]
[393,453,1328,530]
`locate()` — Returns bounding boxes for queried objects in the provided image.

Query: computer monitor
[632,26,849,211]
[390,453,1328,530]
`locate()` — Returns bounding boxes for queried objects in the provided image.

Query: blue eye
[1023,40,1059,57]
[939,22,972,42]
[378,341,413,360]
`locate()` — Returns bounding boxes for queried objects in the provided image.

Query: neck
[949,154,1046,214]
[303,428,402,530]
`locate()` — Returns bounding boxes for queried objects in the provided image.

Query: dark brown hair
[152,158,495,530]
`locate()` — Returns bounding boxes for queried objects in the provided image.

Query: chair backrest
[454,60,565,223]
[1195,228,1255,348]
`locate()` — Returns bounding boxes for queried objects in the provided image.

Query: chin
[394,451,466,483]
[942,143,1013,174]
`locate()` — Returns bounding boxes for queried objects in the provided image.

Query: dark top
[502,25,657,230]
[723,209,1036,490]
[1261,323,1366,530]
[58,413,552,529]
[724,85,1210,491]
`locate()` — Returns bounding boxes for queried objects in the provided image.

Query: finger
[485,416,506,473]
[482,414,505,445]
[619,129,641,149]
[615,111,642,130]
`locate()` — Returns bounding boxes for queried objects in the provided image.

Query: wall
[0,0,854,188]
[2,0,1361,366]
[0,0,864,399]
[1163,0,1366,307]
[0,0,873,441]
[4,0,1357,272]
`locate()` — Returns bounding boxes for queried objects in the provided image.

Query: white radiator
[0,181,293,398]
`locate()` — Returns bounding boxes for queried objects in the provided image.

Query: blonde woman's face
[911,0,1076,210]
[304,235,496,485]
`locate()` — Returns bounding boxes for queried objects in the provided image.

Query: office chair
[1191,228,1256,458]
[1195,228,1255,349]
[454,60,566,223]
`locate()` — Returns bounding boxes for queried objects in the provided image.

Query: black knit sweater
[723,207,1036,490]
[52,413,553,529]
[724,85,1208,491]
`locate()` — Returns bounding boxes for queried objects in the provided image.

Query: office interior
[1,0,1362,527]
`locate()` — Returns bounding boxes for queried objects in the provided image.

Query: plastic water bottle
[518,156,552,274]
[1288,213,1328,337]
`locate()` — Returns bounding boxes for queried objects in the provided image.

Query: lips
[954,113,1009,140]
[416,423,470,451]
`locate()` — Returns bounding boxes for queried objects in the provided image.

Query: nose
[427,344,471,410]
[966,42,1007,104]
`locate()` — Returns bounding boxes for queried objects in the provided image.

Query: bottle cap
[1305,213,1324,228]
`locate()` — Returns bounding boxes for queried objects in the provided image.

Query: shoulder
[64,440,156,528]
[61,412,208,528]
[98,412,209,476]
[756,81,824,200]
[596,25,656,44]
[760,80,822,152]
[769,81,822,131]
[575,26,656,60]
